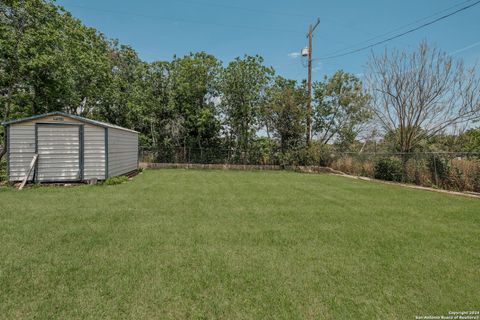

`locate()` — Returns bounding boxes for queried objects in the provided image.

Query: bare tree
[366,42,480,155]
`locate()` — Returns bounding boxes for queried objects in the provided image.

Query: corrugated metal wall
[108,128,138,177]
[8,124,36,181]
[36,125,81,182]
[83,126,106,180]
[7,115,106,182]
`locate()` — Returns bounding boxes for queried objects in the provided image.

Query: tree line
[1,0,479,166]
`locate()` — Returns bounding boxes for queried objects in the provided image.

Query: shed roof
[1,112,139,133]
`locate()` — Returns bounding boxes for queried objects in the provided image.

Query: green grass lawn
[0,170,479,319]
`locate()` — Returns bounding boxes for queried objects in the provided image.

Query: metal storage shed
[2,112,139,183]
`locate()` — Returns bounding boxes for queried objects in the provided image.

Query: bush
[102,176,129,185]
[427,154,450,185]
[0,158,6,182]
[471,169,480,193]
[374,157,403,182]
[278,149,300,166]
[278,145,316,166]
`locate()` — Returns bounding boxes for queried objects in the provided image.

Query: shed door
[36,125,81,182]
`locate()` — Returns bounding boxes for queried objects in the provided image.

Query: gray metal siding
[83,126,105,180]
[8,124,36,182]
[108,128,138,177]
[6,125,10,179]
[7,115,107,182]
[36,125,81,182]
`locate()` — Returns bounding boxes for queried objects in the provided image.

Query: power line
[372,39,480,77]
[449,40,480,55]
[172,0,311,19]
[63,3,304,34]
[320,0,475,57]
[316,0,480,60]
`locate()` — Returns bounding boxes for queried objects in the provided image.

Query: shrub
[103,176,129,186]
[0,158,6,182]
[427,154,450,185]
[374,157,403,182]
[471,169,480,193]
[448,158,480,192]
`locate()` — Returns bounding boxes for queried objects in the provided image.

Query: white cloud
[288,52,301,58]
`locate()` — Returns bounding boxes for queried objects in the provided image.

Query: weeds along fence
[325,152,480,193]
[140,148,480,193]
[3,146,477,192]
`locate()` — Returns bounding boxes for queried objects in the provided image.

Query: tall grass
[328,154,480,192]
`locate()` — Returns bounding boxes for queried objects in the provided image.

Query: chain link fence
[139,147,480,193]
[139,147,281,166]
[324,152,480,193]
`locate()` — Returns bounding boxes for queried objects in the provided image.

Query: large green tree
[133,53,223,160]
[99,43,147,128]
[220,55,274,155]
[0,0,112,160]
[137,61,171,149]
[313,70,371,151]
[261,77,306,153]
[1,0,58,122]
[0,0,112,119]
[167,52,222,152]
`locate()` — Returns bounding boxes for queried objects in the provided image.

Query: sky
[56,0,480,82]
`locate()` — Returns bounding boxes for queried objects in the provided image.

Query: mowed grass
[0,170,479,319]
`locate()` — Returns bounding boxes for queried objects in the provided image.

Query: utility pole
[305,17,320,145]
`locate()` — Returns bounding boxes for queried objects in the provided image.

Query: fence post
[433,154,439,187]
[414,153,419,184]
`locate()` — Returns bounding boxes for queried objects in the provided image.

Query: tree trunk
[198,139,203,164]
[1,87,14,162]
[400,153,411,183]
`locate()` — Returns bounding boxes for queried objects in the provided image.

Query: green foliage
[0,158,6,182]
[0,0,112,120]
[420,128,480,153]
[102,175,129,185]
[313,70,371,150]
[220,55,274,154]
[261,76,307,154]
[247,137,275,165]
[384,127,432,153]
[427,154,450,184]
[374,157,403,182]
[278,147,302,166]
[460,128,480,153]
[470,168,480,192]
[0,1,378,166]
[167,52,222,150]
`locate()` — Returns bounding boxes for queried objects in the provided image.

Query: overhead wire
[172,0,311,19]
[449,40,480,55]
[320,0,476,57]
[315,0,480,60]
[63,3,304,34]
